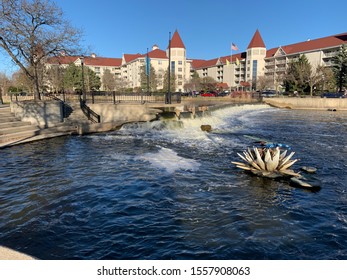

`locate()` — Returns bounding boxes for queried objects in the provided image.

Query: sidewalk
[0,246,35,260]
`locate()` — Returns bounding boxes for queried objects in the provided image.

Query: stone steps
[0,129,40,145]
[64,103,93,124]
[0,124,39,135]
[0,105,41,146]
[0,121,33,129]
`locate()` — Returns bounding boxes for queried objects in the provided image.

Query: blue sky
[1,0,346,75]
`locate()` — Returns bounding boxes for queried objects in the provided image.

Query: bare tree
[45,64,65,93]
[0,0,82,100]
[11,69,33,93]
[257,75,273,91]
[102,69,116,91]
[114,76,128,92]
[0,72,10,103]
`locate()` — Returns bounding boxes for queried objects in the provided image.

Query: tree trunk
[33,67,41,100]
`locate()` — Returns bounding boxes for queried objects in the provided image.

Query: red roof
[266,32,347,57]
[124,49,168,63]
[47,55,122,67]
[169,30,186,49]
[191,59,207,69]
[247,29,266,49]
[216,82,229,89]
[219,52,246,64]
[147,48,168,59]
[191,52,246,69]
[84,57,122,67]
[123,53,142,63]
[192,58,219,69]
[240,81,250,87]
[46,56,79,64]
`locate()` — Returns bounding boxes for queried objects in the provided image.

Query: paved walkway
[0,246,35,260]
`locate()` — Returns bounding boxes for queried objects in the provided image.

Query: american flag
[231,43,239,51]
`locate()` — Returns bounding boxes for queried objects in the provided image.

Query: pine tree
[332,44,347,92]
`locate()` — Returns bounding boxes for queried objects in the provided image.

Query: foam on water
[137,146,201,173]
[123,103,269,136]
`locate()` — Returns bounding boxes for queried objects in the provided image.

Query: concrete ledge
[88,103,161,123]
[264,97,347,110]
[77,120,133,135]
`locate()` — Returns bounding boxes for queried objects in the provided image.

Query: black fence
[8,91,182,105]
[86,91,181,104]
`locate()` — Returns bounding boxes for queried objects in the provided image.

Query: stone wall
[11,101,63,127]
[264,97,347,110]
[88,103,161,122]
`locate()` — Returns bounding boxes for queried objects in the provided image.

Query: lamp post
[166,32,172,104]
[80,55,86,102]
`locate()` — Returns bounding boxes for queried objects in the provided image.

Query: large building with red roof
[194,30,347,91]
[46,29,347,92]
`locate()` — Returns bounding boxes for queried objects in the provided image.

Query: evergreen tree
[63,64,82,91]
[332,44,347,92]
[140,64,157,92]
[162,69,176,92]
[84,68,101,91]
[284,54,312,93]
[63,63,100,92]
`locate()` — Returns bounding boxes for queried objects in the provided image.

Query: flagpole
[146,47,150,94]
[166,32,172,104]
[230,43,233,92]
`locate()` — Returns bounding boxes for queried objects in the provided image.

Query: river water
[1,104,347,260]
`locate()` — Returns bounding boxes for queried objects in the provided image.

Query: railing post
[113,91,116,104]
[92,91,95,104]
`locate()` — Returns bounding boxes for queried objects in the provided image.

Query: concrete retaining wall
[88,103,161,122]
[264,97,347,110]
[11,101,63,127]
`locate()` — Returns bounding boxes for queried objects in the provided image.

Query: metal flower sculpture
[232,147,300,178]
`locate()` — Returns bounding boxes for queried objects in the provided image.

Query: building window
[178,67,182,72]
[178,61,182,65]
[171,61,175,74]
[158,60,162,65]
[252,60,258,80]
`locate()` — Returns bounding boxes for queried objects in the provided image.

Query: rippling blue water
[1,104,347,259]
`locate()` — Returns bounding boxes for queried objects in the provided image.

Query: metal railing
[8,91,182,105]
[86,91,181,104]
[80,99,101,123]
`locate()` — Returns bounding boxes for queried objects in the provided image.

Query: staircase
[0,105,40,147]
[0,105,77,149]
[63,102,94,125]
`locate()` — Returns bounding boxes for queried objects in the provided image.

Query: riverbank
[263,96,347,110]
[0,99,258,149]
[5,96,344,149]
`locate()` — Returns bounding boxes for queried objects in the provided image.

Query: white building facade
[46,30,347,92]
